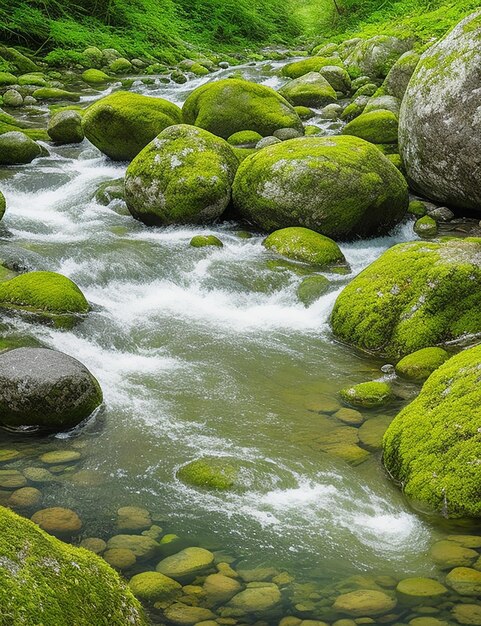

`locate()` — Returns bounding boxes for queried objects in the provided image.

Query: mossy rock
[0,131,41,165]
[281,56,344,79]
[227,130,263,146]
[383,344,481,517]
[383,50,420,100]
[414,215,437,238]
[340,381,393,409]
[430,540,478,570]
[125,125,238,226]
[182,78,303,139]
[396,577,448,604]
[395,347,449,382]
[83,46,103,68]
[319,65,352,93]
[451,603,481,625]
[47,110,84,144]
[0,46,39,73]
[156,546,215,581]
[0,190,5,220]
[190,62,209,76]
[109,58,132,74]
[278,72,337,108]
[95,178,124,205]
[331,239,481,358]
[82,90,182,161]
[129,571,182,604]
[345,36,412,79]
[18,73,48,86]
[342,110,398,144]
[106,535,159,561]
[0,72,17,86]
[333,589,397,617]
[0,505,147,625]
[32,88,80,102]
[232,136,408,241]
[341,96,369,122]
[0,271,89,314]
[297,275,330,306]
[190,235,223,248]
[408,200,427,217]
[177,457,237,490]
[81,69,113,84]
[364,95,400,117]
[0,347,102,432]
[445,568,481,596]
[263,227,346,268]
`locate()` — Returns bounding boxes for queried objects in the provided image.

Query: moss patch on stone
[342,109,399,144]
[395,347,449,381]
[340,381,393,408]
[177,457,238,490]
[263,227,346,268]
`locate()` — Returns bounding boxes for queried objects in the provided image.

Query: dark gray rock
[0,348,102,432]
[47,110,84,144]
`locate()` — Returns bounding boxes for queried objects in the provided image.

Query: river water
[0,60,478,621]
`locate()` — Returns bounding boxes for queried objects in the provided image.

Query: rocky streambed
[0,10,480,626]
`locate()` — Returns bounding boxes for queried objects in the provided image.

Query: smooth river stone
[430,540,478,569]
[203,573,242,604]
[227,583,281,613]
[116,505,152,532]
[446,535,481,549]
[156,547,214,580]
[107,534,159,561]
[333,590,397,617]
[452,603,481,625]
[8,486,42,508]
[164,604,215,625]
[446,568,481,596]
[0,469,27,489]
[39,450,82,464]
[31,506,82,537]
[396,577,448,603]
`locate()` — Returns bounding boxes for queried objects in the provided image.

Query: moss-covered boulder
[109,58,132,74]
[319,65,352,93]
[395,347,449,382]
[177,457,237,490]
[399,10,481,211]
[0,46,39,73]
[33,88,80,102]
[0,347,102,432]
[0,505,147,625]
[81,69,113,84]
[47,110,84,144]
[383,344,481,517]
[396,577,448,604]
[232,136,408,240]
[190,235,223,248]
[446,568,481,596]
[124,125,238,225]
[278,72,337,107]
[414,215,438,238]
[340,381,393,408]
[227,130,263,146]
[0,190,5,220]
[0,131,42,165]
[82,91,182,161]
[383,50,420,99]
[345,36,412,79]
[364,95,401,117]
[430,540,479,570]
[156,546,214,581]
[341,96,369,122]
[129,571,182,603]
[342,110,398,144]
[281,56,344,79]
[228,584,281,613]
[0,71,17,86]
[263,227,346,268]
[331,239,481,358]
[182,79,303,139]
[0,271,89,314]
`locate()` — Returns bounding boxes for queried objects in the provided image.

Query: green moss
[342,109,399,144]
[81,69,113,84]
[182,78,303,139]
[294,105,314,119]
[190,235,223,248]
[0,72,17,85]
[281,56,344,79]
[227,130,263,146]
[383,344,481,517]
[408,200,427,217]
[0,506,147,625]
[414,215,438,238]
[297,275,330,306]
[48,110,84,144]
[395,347,449,381]
[18,73,48,86]
[0,191,5,221]
[352,83,378,98]
[341,96,369,121]
[0,131,42,165]
[331,238,481,358]
[109,58,132,74]
[340,381,393,408]
[0,271,89,314]
[0,46,39,73]
[32,88,80,101]
[129,571,182,604]
[190,62,210,75]
[125,124,238,225]
[232,135,408,240]
[279,72,337,107]
[83,91,182,161]
[177,457,238,490]
[263,227,346,268]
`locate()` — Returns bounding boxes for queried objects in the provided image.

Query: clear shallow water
[0,62,478,621]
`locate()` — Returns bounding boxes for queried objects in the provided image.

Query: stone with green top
[264,227,346,268]
[395,347,449,382]
[340,382,393,409]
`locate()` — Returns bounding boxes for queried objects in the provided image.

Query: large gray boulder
[0,348,102,432]
[345,36,413,79]
[399,10,481,210]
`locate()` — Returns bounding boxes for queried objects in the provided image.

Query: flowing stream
[0,60,474,614]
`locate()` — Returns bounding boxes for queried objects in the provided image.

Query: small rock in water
[31,506,82,537]
[8,486,42,508]
[116,505,152,532]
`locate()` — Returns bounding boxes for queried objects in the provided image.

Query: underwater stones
[177,457,237,490]
[232,136,407,240]
[452,604,481,625]
[396,577,448,604]
[278,72,337,107]
[342,110,398,144]
[448,536,481,549]
[82,90,182,161]
[330,238,481,358]
[446,568,481,596]
[395,347,449,382]
[203,573,242,604]
[333,589,397,617]
[31,506,82,537]
[282,56,344,79]
[164,604,215,625]
[47,110,84,144]
[8,486,42,508]
[430,540,478,570]
[264,227,346,268]
[399,10,481,211]
[190,235,224,248]
[0,270,89,314]
[103,548,137,570]
[129,571,182,603]
[0,347,102,432]
[227,583,281,613]
[0,131,42,165]
[107,534,159,561]
[80,537,107,554]
[358,417,392,449]
[340,382,392,409]
[297,275,330,306]
[345,36,412,79]
[334,408,365,426]
[156,547,215,581]
[0,506,147,625]
[383,344,481,517]
[125,125,238,226]
[0,469,27,489]
[116,506,152,533]
[40,450,82,464]
[23,467,57,483]
[182,79,303,139]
